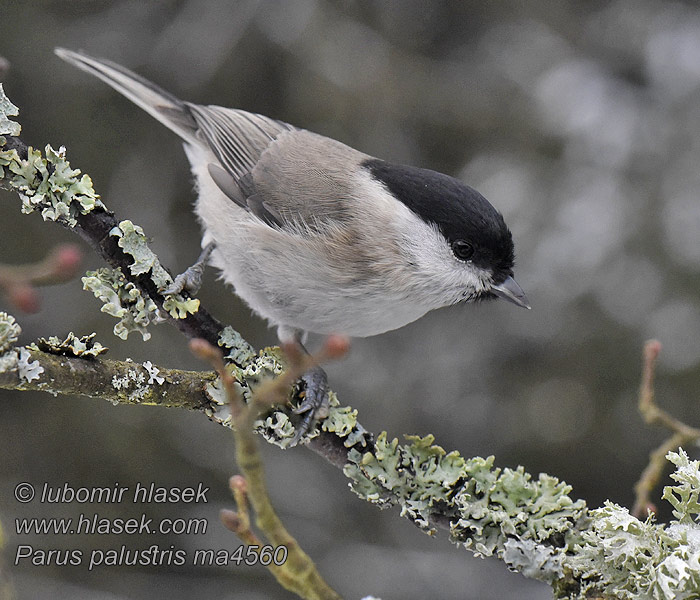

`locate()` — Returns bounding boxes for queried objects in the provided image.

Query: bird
[55,48,530,442]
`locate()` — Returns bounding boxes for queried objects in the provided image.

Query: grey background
[2,1,700,598]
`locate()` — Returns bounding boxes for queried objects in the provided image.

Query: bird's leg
[288,337,330,445]
[164,242,215,296]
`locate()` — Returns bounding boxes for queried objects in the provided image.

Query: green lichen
[254,389,370,450]
[662,449,700,524]
[243,347,286,380]
[110,220,200,319]
[0,84,20,137]
[343,432,585,579]
[503,539,564,583]
[1,86,103,224]
[345,439,700,598]
[82,267,161,341]
[201,342,330,448]
[564,450,700,599]
[110,220,166,281]
[202,347,287,432]
[322,400,370,448]
[568,503,677,598]
[33,332,107,358]
[452,458,585,557]
[218,326,256,366]
[0,312,21,354]
[338,433,700,597]
[1,143,104,226]
[228,346,287,403]
[257,410,297,444]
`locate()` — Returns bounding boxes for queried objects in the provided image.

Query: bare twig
[191,338,343,600]
[253,335,350,412]
[632,340,700,518]
[0,243,82,312]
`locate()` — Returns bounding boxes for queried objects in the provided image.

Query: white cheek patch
[352,169,495,307]
[401,213,491,300]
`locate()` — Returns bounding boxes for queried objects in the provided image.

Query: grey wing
[187,103,369,230]
[187,103,294,226]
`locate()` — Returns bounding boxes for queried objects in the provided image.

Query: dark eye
[452,240,474,261]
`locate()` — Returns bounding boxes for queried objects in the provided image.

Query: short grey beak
[491,276,531,309]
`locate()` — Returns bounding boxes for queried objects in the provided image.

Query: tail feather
[54,48,198,143]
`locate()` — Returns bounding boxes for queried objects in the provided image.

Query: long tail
[55,48,198,144]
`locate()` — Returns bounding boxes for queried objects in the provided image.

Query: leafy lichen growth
[33,332,107,358]
[257,410,297,445]
[1,144,104,227]
[343,438,700,598]
[0,312,21,354]
[338,433,700,598]
[342,432,585,581]
[564,450,700,599]
[1,85,103,225]
[0,84,20,137]
[109,220,200,319]
[663,449,700,524]
[322,400,371,448]
[218,326,256,367]
[110,220,167,281]
[201,342,351,449]
[203,346,287,432]
[82,268,162,341]
[503,538,564,583]
[203,376,233,426]
[17,347,43,382]
[451,456,585,558]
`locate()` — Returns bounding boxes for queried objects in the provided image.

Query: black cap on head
[363,159,514,283]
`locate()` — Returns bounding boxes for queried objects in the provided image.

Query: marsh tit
[55,48,529,439]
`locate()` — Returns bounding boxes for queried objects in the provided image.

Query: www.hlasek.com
[13,482,288,570]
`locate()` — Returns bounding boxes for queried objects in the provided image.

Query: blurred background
[2,0,700,598]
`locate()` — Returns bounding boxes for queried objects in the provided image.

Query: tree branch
[0,344,217,409]
[2,136,227,351]
[4,84,700,600]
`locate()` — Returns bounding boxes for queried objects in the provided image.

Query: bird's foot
[289,365,330,445]
[164,243,214,296]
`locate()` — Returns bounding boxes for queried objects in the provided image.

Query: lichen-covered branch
[3,81,700,599]
[0,322,217,409]
[0,95,227,353]
[4,311,700,598]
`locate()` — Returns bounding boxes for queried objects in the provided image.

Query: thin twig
[0,243,82,312]
[632,340,700,518]
[191,339,344,600]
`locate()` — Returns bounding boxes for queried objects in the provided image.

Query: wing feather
[187,104,293,180]
[187,104,369,231]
